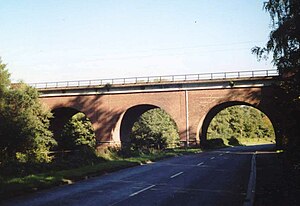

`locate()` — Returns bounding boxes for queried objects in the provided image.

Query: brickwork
[40,85,279,148]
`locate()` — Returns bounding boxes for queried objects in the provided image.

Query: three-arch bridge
[34,70,282,148]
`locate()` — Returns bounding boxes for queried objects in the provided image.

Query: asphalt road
[1,144,275,206]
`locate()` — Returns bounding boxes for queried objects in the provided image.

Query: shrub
[58,112,96,150]
[127,108,180,154]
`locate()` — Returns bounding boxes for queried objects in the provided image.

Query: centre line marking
[197,162,204,166]
[129,185,156,197]
[170,172,184,179]
[210,157,215,160]
[219,153,223,156]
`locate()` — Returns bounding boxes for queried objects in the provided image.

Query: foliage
[0,58,10,94]
[0,59,10,133]
[207,106,275,146]
[252,0,300,158]
[128,108,180,153]
[58,112,96,150]
[0,61,56,164]
[0,83,56,163]
[252,0,300,71]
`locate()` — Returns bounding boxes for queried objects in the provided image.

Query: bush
[57,112,96,150]
[228,136,242,146]
[127,108,180,154]
[203,138,226,149]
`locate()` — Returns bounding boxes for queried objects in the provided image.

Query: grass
[238,137,275,145]
[0,148,201,200]
[0,160,138,198]
[205,137,275,149]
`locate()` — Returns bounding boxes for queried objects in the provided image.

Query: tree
[0,58,10,94]
[207,109,231,139]
[252,0,300,153]
[129,108,180,152]
[0,61,56,163]
[0,59,10,122]
[252,0,300,71]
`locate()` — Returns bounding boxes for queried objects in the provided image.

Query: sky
[0,0,273,83]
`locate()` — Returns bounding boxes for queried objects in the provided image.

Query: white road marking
[197,162,204,166]
[219,153,223,156]
[129,185,156,197]
[210,157,215,160]
[170,172,184,179]
[243,154,256,206]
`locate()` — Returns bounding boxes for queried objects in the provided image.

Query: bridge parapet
[30,69,278,89]
[35,70,279,97]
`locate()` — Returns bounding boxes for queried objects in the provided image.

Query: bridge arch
[197,101,276,145]
[50,107,95,141]
[120,104,158,145]
[112,104,180,147]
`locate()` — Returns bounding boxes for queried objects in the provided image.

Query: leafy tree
[0,62,56,163]
[0,58,10,94]
[252,0,300,153]
[129,108,180,152]
[0,60,56,163]
[252,0,300,71]
[0,59,10,124]
[59,112,96,150]
[207,109,231,139]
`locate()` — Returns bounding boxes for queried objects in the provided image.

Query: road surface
[1,144,274,206]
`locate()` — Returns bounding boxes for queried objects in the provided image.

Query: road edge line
[243,152,256,206]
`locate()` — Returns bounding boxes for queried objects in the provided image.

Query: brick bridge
[35,70,281,148]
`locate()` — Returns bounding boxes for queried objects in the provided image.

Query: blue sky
[0,0,272,83]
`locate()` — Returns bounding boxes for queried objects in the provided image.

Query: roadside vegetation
[206,105,275,148]
[0,148,201,199]
[0,60,56,165]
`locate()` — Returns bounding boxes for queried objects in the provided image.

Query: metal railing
[29,69,278,89]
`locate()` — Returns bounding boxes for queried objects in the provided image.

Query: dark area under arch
[50,107,79,139]
[120,104,158,145]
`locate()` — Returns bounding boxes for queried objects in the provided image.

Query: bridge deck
[30,69,278,90]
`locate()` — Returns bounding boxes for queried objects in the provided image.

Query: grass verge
[204,137,275,149]
[255,152,300,205]
[0,148,201,200]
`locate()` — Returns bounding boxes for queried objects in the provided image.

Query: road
[1,144,274,206]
